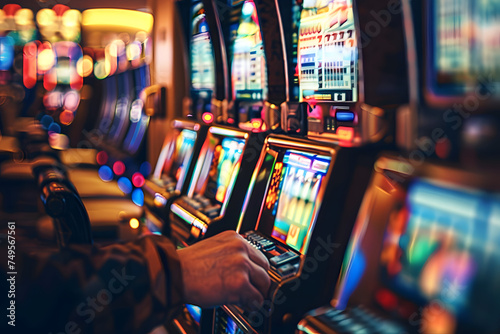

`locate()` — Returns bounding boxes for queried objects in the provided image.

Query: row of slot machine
[142,0,500,333]
[0,4,156,211]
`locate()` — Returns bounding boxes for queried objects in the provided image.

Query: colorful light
[117,177,133,194]
[129,218,140,229]
[81,9,154,34]
[337,126,354,142]
[59,110,74,126]
[36,9,56,28]
[48,122,61,134]
[132,188,144,206]
[93,59,109,79]
[202,112,214,124]
[14,8,33,27]
[64,90,80,112]
[40,115,54,129]
[61,9,81,28]
[126,42,141,61]
[113,161,126,175]
[98,165,113,182]
[38,47,55,72]
[132,172,145,187]
[76,55,93,77]
[23,41,37,89]
[0,36,14,71]
[96,151,108,165]
[48,133,69,150]
[154,193,167,207]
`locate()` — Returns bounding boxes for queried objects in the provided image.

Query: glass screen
[380,180,500,325]
[158,129,197,189]
[194,136,246,207]
[260,150,330,253]
[334,171,500,332]
[231,0,268,101]
[297,0,358,103]
[430,0,500,96]
[191,2,216,93]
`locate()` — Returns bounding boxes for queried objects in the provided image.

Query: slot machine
[184,0,221,124]
[143,119,208,236]
[297,155,500,333]
[169,125,261,244]
[168,0,267,249]
[280,0,408,146]
[296,0,500,332]
[224,0,281,132]
[210,0,409,332]
[397,0,500,161]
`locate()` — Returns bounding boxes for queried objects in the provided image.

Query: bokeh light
[98,165,113,182]
[118,177,133,194]
[113,161,126,175]
[132,188,144,206]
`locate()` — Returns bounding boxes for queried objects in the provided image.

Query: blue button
[336,111,355,122]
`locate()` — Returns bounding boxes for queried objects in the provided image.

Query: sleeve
[1,234,184,334]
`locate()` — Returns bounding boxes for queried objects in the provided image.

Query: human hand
[177,231,270,311]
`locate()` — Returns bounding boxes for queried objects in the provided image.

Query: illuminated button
[336,111,355,122]
[337,126,354,142]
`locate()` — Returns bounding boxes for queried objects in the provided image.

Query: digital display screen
[380,180,500,326]
[430,0,500,96]
[334,170,500,332]
[261,150,330,253]
[297,0,358,103]
[191,2,216,93]
[194,137,245,207]
[231,0,268,101]
[157,129,197,189]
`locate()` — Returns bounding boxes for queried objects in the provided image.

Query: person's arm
[11,235,182,334]
[3,231,270,334]
[178,230,271,311]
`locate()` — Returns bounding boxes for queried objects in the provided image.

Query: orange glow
[43,69,57,91]
[23,42,37,89]
[59,110,74,125]
[421,303,456,334]
[337,126,354,142]
[129,218,140,229]
[252,119,262,129]
[82,9,153,34]
[76,55,94,77]
[202,112,214,124]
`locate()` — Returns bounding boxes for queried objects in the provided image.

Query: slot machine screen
[429,0,500,98]
[297,0,358,103]
[258,150,331,254]
[230,0,268,101]
[191,136,246,211]
[157,129,197,191]
[333,168,500,331]
[190,2,216,96]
